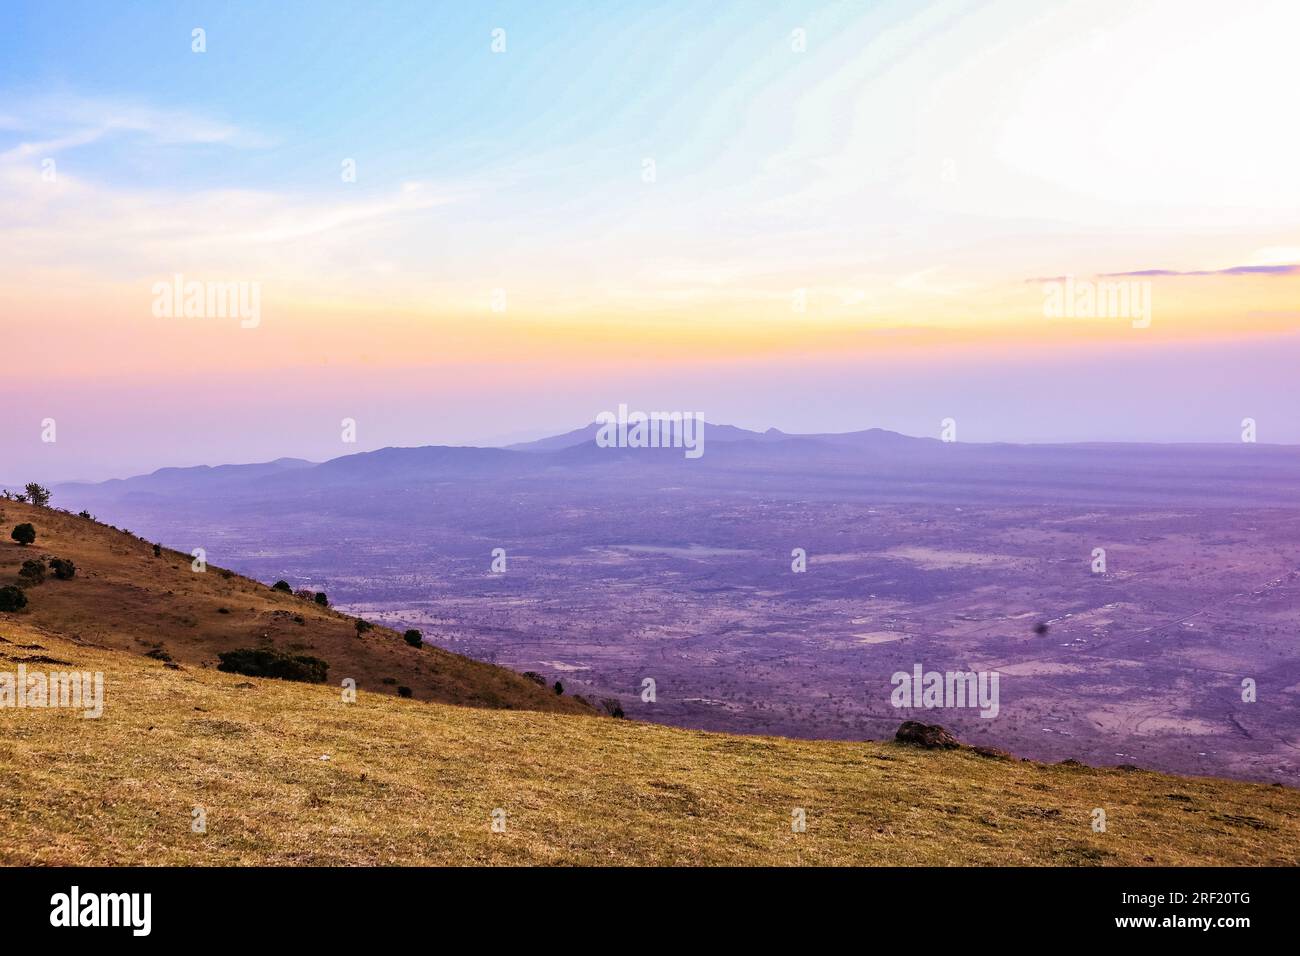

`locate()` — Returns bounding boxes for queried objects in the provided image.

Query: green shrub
[18,558,46,585]
[23,483,51,507]
[397,686,412,698]
[10,523,35,546]
[355,619,372,636]
[0,585,27,612]
[48,557,76,580]
[403,629,422,647]
[314,592,329,606]
[553,681,564,695]
[272,580,292,593]
[217,648,329,684]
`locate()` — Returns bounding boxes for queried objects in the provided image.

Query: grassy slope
[2,502,1298,865]
[0,500,590,715]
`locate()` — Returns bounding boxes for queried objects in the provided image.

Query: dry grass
[1,625,1297,865]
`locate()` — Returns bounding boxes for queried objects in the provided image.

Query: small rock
[895,721,960,750]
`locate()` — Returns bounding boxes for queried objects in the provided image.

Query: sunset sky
[3,0,1300,480]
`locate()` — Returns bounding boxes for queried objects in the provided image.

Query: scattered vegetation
[0,498,591,714]
[217,648,329,684]
[10,523,36,546]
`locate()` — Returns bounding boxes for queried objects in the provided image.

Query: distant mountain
[506,421,930,452]
[506,420,781,451]
[57,457,315,496]
[50,422,1300,510]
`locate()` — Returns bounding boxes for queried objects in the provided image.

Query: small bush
[48,557,76,580]
[18,558,46,585]
[10,523,36,546]
[397,686,412,698]
[522,671,546,686]
[217,648,329,684]
[272,580,292,593]
[0,585,27,612]
[152,544,162,557]
[403,629,422,647]
[314,592,329,607]
[217,607,230,615]
[78,510,94,520]
[145,647,173,662]
[553,681,564,695]
[355,619,372,636]
[601,698,626,719]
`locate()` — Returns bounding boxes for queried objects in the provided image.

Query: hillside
[0,500,590,715]
[3,623,1298,865]
[2,500,1299,865]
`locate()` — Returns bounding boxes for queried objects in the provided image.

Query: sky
[2,0,1300,481]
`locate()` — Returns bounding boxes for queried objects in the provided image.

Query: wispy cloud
[1101,264,1300,278]
[1028,264,1300,283]
[0,93,262,162]
[0,94,469,283]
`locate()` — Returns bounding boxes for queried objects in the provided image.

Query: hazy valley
[54,425,1300,785]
